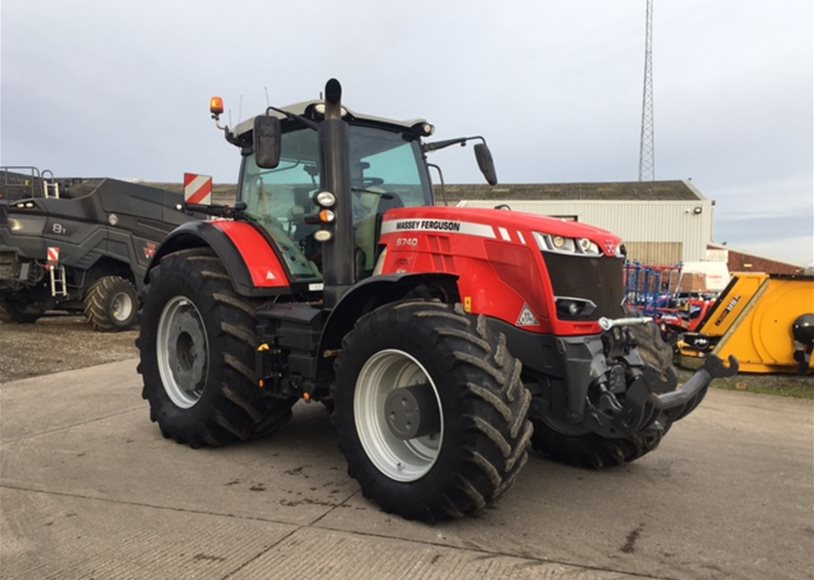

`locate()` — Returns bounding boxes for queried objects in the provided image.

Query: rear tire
[137,248,295,447]
[333,301,532,520]
[83,275,138,331]
[0,300,43,323]
[532,317,674,468]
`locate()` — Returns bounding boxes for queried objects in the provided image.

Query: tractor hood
[382,206,624,258]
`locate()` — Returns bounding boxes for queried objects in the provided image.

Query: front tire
[531,422,667,468]
[531,317,674,468]
[137,248,295,447]
[333,301,532,521]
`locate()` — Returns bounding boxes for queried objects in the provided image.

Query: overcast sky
[2,0,812,265]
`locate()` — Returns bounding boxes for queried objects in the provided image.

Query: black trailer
[0,171,200,330]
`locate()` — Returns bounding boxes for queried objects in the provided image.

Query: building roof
[144,179,706,206]
[438,180,705,202]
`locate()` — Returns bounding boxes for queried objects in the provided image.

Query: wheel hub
[354,349,444,482]
[384,384,440,440]
[111,292,133,322]
[157,296,208,408]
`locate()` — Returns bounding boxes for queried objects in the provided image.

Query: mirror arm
[422,135,486,153]
[426,163,447,207]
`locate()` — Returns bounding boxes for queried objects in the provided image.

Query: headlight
[556,297,597,319]
[577,238,601,255]
[315,191,336,208]
[533,233,602,256]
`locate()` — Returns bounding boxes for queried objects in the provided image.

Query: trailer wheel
[532,318,674,468]
[83,276,138,331]
[137,248,295,447]
[332,301,532,520]
[0,300,43,324]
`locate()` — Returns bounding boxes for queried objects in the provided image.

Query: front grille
[543,253,626,320]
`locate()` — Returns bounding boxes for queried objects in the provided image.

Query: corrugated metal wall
[456,200,713,264]
[624,242,683,265]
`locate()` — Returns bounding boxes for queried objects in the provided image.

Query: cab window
[240,129,321,281]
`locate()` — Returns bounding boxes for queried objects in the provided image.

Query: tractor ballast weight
[138,79,738,520]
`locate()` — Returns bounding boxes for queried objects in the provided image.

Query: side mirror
[254,116,281,169]
[474,143,498,186]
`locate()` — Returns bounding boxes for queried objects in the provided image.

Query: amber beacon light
[209,96,224,118]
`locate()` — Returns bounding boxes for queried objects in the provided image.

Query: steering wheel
[351,187,395,198]
[362,177,384,187]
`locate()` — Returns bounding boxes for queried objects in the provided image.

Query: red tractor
[138,79,737,520]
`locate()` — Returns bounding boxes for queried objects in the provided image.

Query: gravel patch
[0,315,138,383]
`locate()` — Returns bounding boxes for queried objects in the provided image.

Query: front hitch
[588,354,739,438]
[650,354,738,415]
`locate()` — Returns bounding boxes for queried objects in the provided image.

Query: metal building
[441,180,713,266]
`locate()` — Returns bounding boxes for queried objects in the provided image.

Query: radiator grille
[543,253,626,320]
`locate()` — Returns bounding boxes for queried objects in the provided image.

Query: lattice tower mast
[638,0,655,181]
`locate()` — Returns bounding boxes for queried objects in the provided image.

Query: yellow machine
[678,273,814,374]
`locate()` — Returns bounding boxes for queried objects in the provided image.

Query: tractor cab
[226,101,437,286]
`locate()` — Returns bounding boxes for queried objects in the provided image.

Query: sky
[1,0,812,265]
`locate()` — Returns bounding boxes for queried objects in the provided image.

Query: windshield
[348,125,431,276]
[239,124,431,282]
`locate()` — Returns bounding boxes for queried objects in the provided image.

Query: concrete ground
[1,361,812,579]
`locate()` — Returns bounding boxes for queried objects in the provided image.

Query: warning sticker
[516,304,540,327]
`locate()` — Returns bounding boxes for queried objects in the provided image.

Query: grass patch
[676,362,814,399]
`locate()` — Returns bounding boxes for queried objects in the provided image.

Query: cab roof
[231,100,428,139]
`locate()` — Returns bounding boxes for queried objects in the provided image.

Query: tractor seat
[354,191,403,275]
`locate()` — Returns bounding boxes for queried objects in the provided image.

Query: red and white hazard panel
[183,173,213,205]
[47,246,60,264]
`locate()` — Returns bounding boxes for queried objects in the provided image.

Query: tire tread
[137,248,294,448]
[332,300,532,521]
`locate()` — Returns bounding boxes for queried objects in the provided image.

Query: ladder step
[43,181,60,199]
[49,265,68,297]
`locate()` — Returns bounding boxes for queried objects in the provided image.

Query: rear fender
[148,220,290,298]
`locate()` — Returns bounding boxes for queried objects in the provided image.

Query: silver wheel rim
[354,349,444,482]
[156,296,208,409]
[111,292,133,322]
